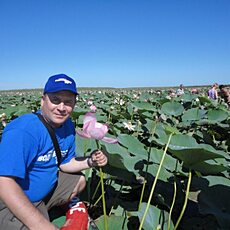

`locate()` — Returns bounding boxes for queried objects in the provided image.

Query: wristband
[87,157,94,168]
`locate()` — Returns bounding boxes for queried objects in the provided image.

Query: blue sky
[0,0,229,90]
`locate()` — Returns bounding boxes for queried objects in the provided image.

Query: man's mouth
[55,114,66,118]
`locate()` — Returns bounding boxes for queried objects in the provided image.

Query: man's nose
[57,102,65,110]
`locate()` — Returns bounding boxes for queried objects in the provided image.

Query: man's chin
[52,117,67,127]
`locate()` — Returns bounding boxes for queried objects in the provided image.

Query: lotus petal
[76,130,91,139]
[88,128,107,140]
[83,112,96,125]
[76,112,118,143]
[102,136,118,144]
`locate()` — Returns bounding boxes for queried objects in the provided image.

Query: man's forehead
[47,91,76,97]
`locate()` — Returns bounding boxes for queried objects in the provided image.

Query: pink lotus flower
[76,112,118,144]
[90,104,97,112]
[87,100,93,105]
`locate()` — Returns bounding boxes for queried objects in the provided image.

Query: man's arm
[60,150,108,173]
[215,90,219,99]
[0,176,58,230]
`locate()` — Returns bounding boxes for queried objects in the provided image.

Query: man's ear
[41,94,45,106]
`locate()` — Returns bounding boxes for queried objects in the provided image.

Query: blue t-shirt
[208,88,217,100]
[0,113,76,202]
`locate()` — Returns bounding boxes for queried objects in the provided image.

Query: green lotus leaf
[96,215,128,230]
[141,111,155,119]
[163,124,180,135]
[102,142,140,173]
[109,110,120,119]
[179,93,198,102]
[110,205,126,217]
[177,120,194,128]
[131,203,174,230]
[131,102,156,111]
[118,134,148,157]
[156,98,171,105]
[203,175,230,187]
[72,108,89,117]
[1,106,30,118]
[198,184,230,229]
[147,161,173,182]
[127,103,135,115]
[139,92,155,101]
[14,106,31,116]
[161,101,184,116]
[188,159,229,175]
[150,148,181,173]
[150,123,169,146]
[168,134,225,165]
[170,134,198,147]
[103,163,137,183]
[52,216,65,227]
[75,136,97,157]
[144,119,158,133]
[198,96,211,103]
[195,119,210,126]
[207,109,229,122]
[182,108,206,121]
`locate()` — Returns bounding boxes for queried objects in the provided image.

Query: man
[176,84,184,96]
[208,83,218,100]
[0,74,108,229]
[219,84,230,108]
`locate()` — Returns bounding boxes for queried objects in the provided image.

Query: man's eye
[64,101,74,106]
[50,97,61,104]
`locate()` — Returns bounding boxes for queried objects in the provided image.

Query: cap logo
[55,78,72,84]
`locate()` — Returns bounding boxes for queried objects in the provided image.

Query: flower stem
[96,140,108,230]
[145,121,157,174]
[94,191,106,206]
[99,167,108,230]
[167,176,177,230]
[138,121,157,210]
[174,170,192,230]
[92,179,101,201]
[138,180,146,211]
[138,133,173,230]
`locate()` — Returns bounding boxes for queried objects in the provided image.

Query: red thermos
[60,201,89,230]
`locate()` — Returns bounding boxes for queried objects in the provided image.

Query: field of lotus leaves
[0,87,229,230]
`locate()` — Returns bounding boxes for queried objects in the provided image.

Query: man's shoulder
[4,113,41,133]
[60,118,75,133]
[10,113,38,124]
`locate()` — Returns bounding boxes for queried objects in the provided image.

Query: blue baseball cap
[44,74,78,95]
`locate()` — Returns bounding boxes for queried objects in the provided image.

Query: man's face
[41,90,76,128]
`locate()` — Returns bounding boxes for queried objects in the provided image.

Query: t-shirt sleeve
[60,120,76,165]
[61,137,76,165]
[0,128,38,179]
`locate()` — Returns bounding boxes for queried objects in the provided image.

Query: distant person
[168,88,176,98]
[191,88,199,94]
[176,84,184,95]
[208,83,218,100]
[219,84,230,108]
[0,74,108,229]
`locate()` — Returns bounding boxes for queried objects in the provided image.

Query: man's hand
[88,150,108,167]
[60,150,108,172]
